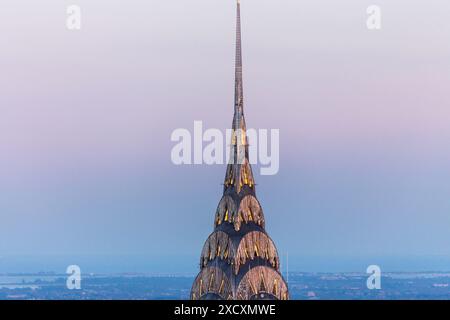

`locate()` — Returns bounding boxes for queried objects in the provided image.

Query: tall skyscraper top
[191,1,289,300]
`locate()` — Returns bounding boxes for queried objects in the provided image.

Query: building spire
[234,0,244,116]
[227,0,252,194]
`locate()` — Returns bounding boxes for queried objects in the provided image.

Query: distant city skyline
[4,271,450,300]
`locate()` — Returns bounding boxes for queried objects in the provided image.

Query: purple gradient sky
[1,0,450,272]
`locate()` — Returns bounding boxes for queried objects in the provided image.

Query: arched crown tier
[236,266,289,300]
[224,157,255,194]
[215,195,265,231]
[191,266,233,300]
[200,230,279,275]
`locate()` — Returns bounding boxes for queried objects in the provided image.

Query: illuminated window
[260,271,267,292]
[250,281,257,295]
[273,279,278,295]
[209,272,215,291]
[219,279,225,294]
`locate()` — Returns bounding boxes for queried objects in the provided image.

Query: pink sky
[1,0,450,270]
